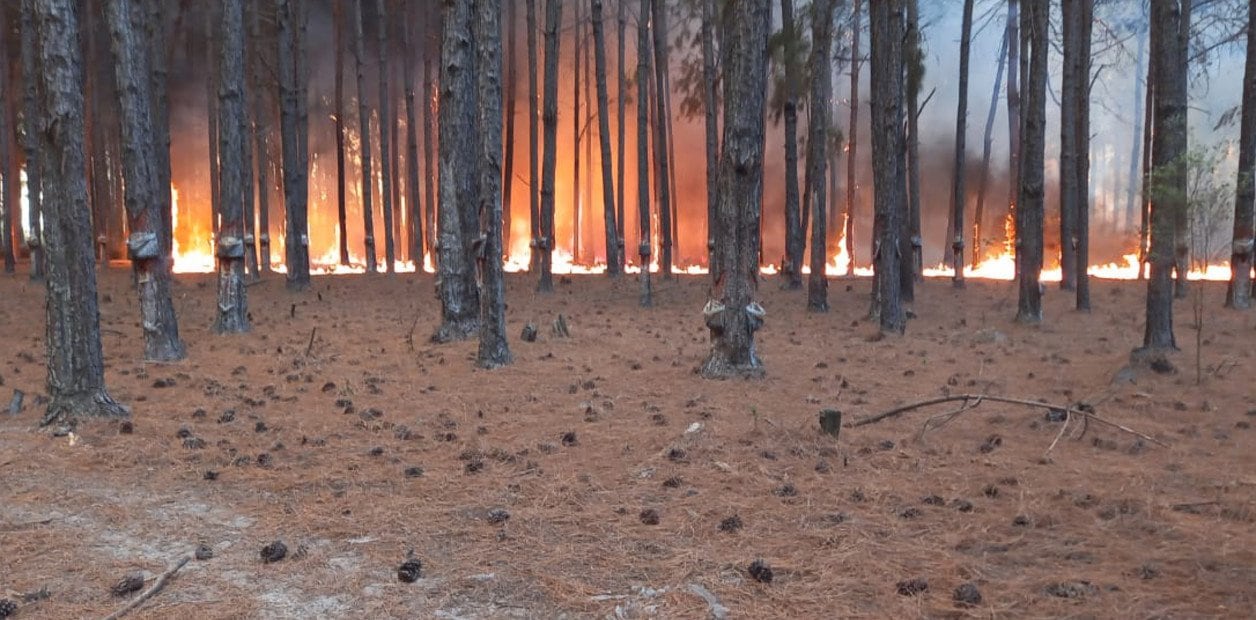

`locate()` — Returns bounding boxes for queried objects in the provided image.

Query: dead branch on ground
[102,553,192,620]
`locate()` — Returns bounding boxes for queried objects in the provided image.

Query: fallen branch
[102,554,192,620]
[850,393,1167,449]
[304,327,317,357]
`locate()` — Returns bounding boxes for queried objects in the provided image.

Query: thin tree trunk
[207,4,221,237]
[1173,0,1192,299]
[1015,0,1046,324]
[1124,23,1146,235]
[528,0,541,270]
[538,0,562,292]
[334,0,350,265]
[376,0,396,273]
[651,0,673,278]
[1063,0,1093,309]
[279,0,310,288]
[701,0,719,277]
[215,0,250,332]
[403,0,424,266]
[241,7,258,281]
[105,0,186,361]
[146,0,173,267]
[948,0,971,288]
[353,0,377,272]
[780,0,803,289]
[423,16,437,262]
[20,0,44,281]
[434,0,482,340]
[844,0,860,275]
[903,0,922,297]
[592,0,620,276]
[1006,0,1020,271]
[503,0,518,257]
[807,0,835,311]
[869,0,905,334]
[971,31,1006,268]
[1138,63,1153,278]
[584,4,594,266]
[616,0,628,270]
[665,69,680,267]
[1226,0,1255,309]
[572,0,582,263]
[0,24,14,274]
[635,0,652,305]
[702,0,768,378]
[476,0,511,367]
[253,1,272,272]
[34,0,130,425]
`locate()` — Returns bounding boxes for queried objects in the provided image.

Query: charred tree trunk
[20,0,44,281]
[701,0,719,277]
[376,0,396,273]
[252,1,273,272]
[635,0,652,305]
[527,0,541,271]
[868,0,905,334]
[1173,0,1192,299]
[1062,0,1093,308]
[702,0,768,378]
[503,0,518,256]
[403,1,424,266]
[948,0,971,288]
[353,0,377,272]
[592,0,620,276]
[35,0,130,425]
[1141,0,1187,351]
[807,0,835,312]
[216,0,250,331]
[651,0,673,278]
[1227,0,1256,310]
[615,0,628,269]
[434,0,482,340]
[1006,0,1020,270]
[780,0,803,289]
[105,0,186,361]
[334,0,350,265]
[475,0,512,367]
[971,32,1006,268]
[1014,0,1046,324]
[537,0,562,292]
[844,0,860,275]
[278,0,310,288]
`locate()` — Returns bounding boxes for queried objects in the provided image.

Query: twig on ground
[304,327,317,357]
[102,553,192,620]
[851,393,1167,450]
[917,395,985,439]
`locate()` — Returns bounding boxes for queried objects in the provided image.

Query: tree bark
[807,0,835,312]
[843,0,860,275]
[146,0,173,268]
[651,0,673,278]
[20,0,44,281]
[537,0,562,292]
[527,0,541,270]
[403,0,424,267]
[376,0,396,273]
[702,0,769,379]
[105,0,187,362]
[353,0,377,273]
[1227,0,1255,310]
[1015,0,1046,324]
[0,22,15,274]
[474,0,512,367]
[278,0,310,288]
[215,0,250,332]
[971,31,1006,268]
[1138,62,1153,278]
[502,0,517,257]
[1006,0,1020,271]
[948,0,971,288]
[701,0,719,277]
[34,0,130,425]
[1141,0,1187,351]
[572,0,583,263]
[1062,0,1093,309]
[1124,23,1147,236]
[615,0,628,270]
[779,0,803,289]
[423,16,437,262]
[635,0,652,305]
[252,1,273,273]
[869,0,906,334]
[434,0,482,341]
[1173,0,1192,299]
[903,0,922,296]
[591,0,620,276]
[334,0,350,265]
[240,7,257,281]
[207,4,221,242]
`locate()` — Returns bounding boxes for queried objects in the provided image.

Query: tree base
[432,319,480,344]
[1129,346,1179,376]
[40,389,130,428]
[699,356,766,380]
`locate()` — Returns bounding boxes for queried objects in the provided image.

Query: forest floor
[1,267,1255,619]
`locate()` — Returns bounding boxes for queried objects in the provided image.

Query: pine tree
[1015,0,1047,324]
[869,0,906,334]
[215,0,251,332]
[475,0,512,368]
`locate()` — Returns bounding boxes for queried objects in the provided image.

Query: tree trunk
[701,0,719,277]
[651,0,673,278]
[146,0,173,268]
[423,19,437,262]
[702,0,768,378]
[1006,0,1020,270]
[403,0,424,267]
[1124,23,1146,235]
[537,0,562,292]
[1062,0,1093,309]
[1173,0,1192,299]
[34,0,130,425]
[278,0,310,288]
[948,0,971,287]
[334,0,350,265]
[20,0,44,281]
[503,0,518,258]
[0,23,14,274]
[434,0,482,340]
[844,0,860,275]
[592,0,620,276]
[352,0,377,273]
[615,0,627,270]
[572,0,582,264]
[215,0,250,332]
[1142,0,1186,351]
[971,31,1006,268]
[779,0,802,289]
[376,0,396,273]
[1138,63,1153,278]
[528,0,541,270]
[903,0,922,297]
[105,0,186,362]
[474,0,512,367]
[1015,0,1046,324]
[240,8,258,282]
[635,0,652,305]
[252,1,272,273]
[868,0,906,334]
[1227,0,1255,310]
[807,0,835,312]
[207,4,221,239]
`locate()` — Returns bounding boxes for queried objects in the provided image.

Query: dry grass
[1,269,1254,618]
